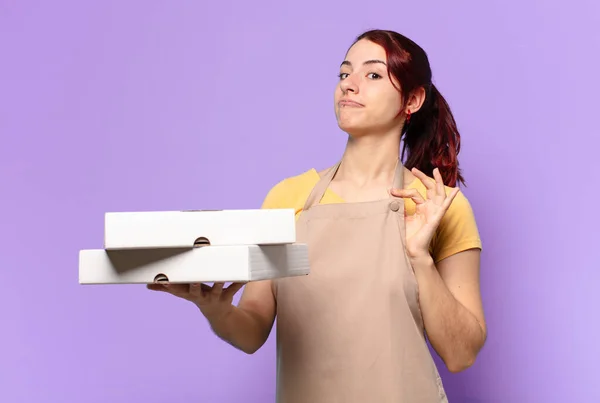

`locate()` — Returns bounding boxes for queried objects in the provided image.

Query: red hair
[353,30,465,187]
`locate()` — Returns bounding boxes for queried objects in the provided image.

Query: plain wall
[1,1,598,402]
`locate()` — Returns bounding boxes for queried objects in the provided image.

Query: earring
[406,110,411,123]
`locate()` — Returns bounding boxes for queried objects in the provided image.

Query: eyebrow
[340,59,387,68]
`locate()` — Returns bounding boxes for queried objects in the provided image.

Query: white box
[79,243,310,284]
[103,208,296,250]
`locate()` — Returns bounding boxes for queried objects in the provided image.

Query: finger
[390,188,425,204]
[159,284,192,298]
[411,168,436,190]
[194,283,215,298]
[212,282,225,294]
[432,168,446,197]
[189,283,204,299]
[443,187,461,208]
[147,284,168,292]
[223,282,246,299]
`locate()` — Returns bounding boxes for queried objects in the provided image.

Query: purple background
[1,1,598,402]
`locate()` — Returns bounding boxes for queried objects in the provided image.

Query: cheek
[379,92,402,119]
[333,84,343,99]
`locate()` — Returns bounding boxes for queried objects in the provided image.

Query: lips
[339,99,364,107]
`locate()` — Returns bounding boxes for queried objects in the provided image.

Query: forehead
[344,39,387,64]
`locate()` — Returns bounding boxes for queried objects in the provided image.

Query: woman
[149,29,487,402]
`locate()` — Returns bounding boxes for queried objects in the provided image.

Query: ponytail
[401,84,464,187]
[352,29,465,186]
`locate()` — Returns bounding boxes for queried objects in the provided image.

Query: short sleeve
[260,178,300,211]
[259,170,318,216]
[431,190,482,263]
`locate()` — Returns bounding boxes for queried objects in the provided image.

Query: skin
[148,39,487,371]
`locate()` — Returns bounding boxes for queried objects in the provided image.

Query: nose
[340,74,359,94]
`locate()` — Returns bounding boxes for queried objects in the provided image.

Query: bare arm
[203,280,277,354]
[149,279,276,355]
[411,248,486,372]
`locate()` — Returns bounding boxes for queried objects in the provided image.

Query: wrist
[408,253,435,269]
[406,247,432,262]
[199,304,234,325]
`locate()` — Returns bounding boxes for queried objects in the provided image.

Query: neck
[336,131,401,186]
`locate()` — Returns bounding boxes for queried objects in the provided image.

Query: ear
[405,86,426,114]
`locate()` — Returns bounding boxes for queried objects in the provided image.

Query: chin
[340,127,370,139]
[337,116,358,130]
[337,120,368,137]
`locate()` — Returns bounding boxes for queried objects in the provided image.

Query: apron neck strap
[392,158,404,190]
[302,159,405,211]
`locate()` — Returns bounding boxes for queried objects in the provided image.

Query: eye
[338,72,349,80]
[367,72,382,80]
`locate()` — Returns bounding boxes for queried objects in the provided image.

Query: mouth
[338,99,364,108]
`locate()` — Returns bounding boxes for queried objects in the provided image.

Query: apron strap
[392,158,405,190]
[302,161,341,211]
[302,159,405,211]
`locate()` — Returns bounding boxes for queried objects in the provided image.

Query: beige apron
[273,160,448,403]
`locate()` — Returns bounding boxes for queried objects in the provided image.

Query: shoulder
[261,169,319,211]
[444,186,475,218]
[434,186,482,262]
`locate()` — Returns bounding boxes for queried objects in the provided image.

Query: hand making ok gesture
[390,167,461,260]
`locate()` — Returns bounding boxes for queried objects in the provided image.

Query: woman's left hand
[390,167,460,260]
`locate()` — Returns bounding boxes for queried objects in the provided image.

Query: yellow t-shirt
[261,168,482,263]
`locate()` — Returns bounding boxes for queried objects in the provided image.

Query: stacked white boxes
[78,209,310,284]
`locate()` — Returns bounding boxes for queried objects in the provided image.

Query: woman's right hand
[147,279,276,354]
[147,282,246,321]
